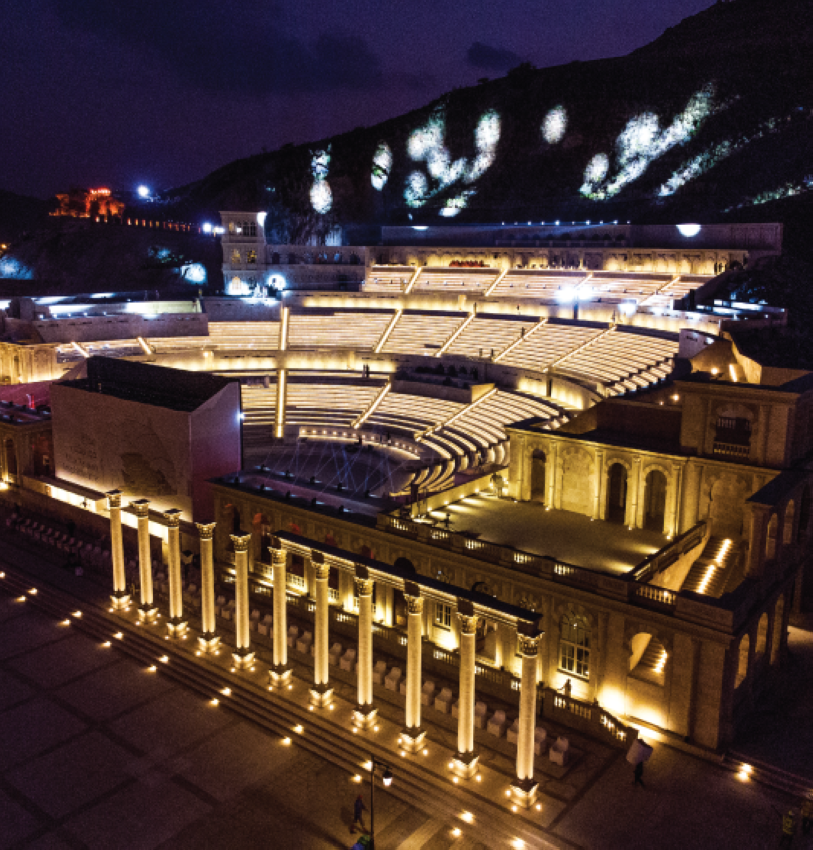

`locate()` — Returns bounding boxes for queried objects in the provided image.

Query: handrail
[626,521,707,583]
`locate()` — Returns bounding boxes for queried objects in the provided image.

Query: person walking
[633,760,645,788]
[351,793,368,834]
[780,809,796,848]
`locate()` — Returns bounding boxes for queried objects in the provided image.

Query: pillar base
[232,648,256,669]
[509,776,539,808]
[309,683,334,708]
[269,664,292,685]
[137,604,159,624]
[198,632,221,653]
[451,751,480,779]
[166,616,188,637]
[398,726,427,754]
[353,704,378,730]
[110,591,131,611]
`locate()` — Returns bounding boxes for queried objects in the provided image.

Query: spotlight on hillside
[202,223,213,233]
[137,185,150,199]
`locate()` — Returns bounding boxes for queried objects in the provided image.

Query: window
[228,222,236,234]
[231,249,241,265]
[559,612,590,679]
[247,250,257,264]
[434,602,452,630]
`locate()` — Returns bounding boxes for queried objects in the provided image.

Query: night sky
[2,0,714,200]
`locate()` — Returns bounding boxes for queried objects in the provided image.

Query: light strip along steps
[0,565,569,849]
[492,317,548,362]
[374,309,402,353]
[351,381,392,429]
[435,312,477,356]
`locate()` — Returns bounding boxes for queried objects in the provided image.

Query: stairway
[631,638,667,685]
[681,536,741,597]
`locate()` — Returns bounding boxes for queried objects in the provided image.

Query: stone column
[511,633,541,807]
[131,500,157,622]
[310,552,333,707]
[401,586,426,752]
[667,462,683,538]
[452,604,480,778]
[107,490,130,610]
[269,540,291,683]
[547,443,558,510]
[593,449,604,519]
[353,569,377,729]
[630,456,643,529]
[164,509,186,636]
[231,533,255,669]
[195,522,219,651]
[745,505,769,579]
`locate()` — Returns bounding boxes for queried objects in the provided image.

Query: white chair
[549,736,570,766]
[474,701,488,729]
[506,718,520,745]
[399,680,407,696]
[183,584,198,602]
[287,625,300,647]
[385,667,402,691]
[296,631,313,654]
[258,614,273,636]
[328,642,343,665]
[420,681,436,706]
[434,687,454,713]
[487,709,508,738]
[534,727,548,756]
[372,660,388,685]
[249,609,261,630]
[215,595,226,614]
[221,600,235,620]
[340,648,357,672]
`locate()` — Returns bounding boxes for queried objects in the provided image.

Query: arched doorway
[765,514,778,560]
[755,613,769,663]
[784,500,796,545]
[644,469,667,532]
[771,596,784,665]
[606,463,628,524]
[4,438,17,478]
[531,449,546,503]
[735,634,749,688]
[798,487,811,542]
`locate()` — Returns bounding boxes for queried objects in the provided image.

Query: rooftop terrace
[422,495,667,575]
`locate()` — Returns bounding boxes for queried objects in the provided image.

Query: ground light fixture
[367,755,393,849]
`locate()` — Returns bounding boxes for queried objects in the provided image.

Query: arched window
[735,634,749,688]
[783,500,795,545]
[559,611,590,680]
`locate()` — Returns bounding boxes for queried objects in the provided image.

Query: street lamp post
[368,756,392,849]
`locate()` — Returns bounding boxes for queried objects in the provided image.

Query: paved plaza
[0,533,810,850]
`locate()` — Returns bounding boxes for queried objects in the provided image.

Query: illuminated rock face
[310,148,332,215]
[580,86,717,200]
[402,108,501,216]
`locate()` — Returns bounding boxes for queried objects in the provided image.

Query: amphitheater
[0,216,807,789]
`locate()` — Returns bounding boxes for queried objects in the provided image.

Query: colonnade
[104,494,543,806]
